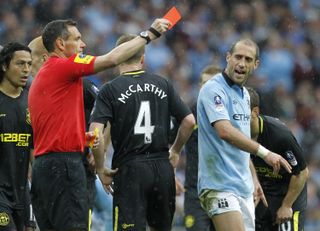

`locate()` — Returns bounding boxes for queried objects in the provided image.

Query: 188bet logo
[0,212,10,226]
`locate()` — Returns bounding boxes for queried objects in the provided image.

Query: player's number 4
[134,101,155,144]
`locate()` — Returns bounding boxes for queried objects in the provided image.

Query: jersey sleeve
[89,84,112,125]
[279,132,307,175]
[62,53,96,80]
[198,83,230,124]
[167,80,191,123]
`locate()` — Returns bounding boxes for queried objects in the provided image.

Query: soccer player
[28,18,170,231]
[0,42,34,231]
[247,87,308,231]
[197,39,292,231]
[89,34,195,231]
[184,65,220,231]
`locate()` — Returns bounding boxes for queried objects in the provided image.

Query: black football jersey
[90,70,191,168]
[184,103,198,189]
[83,78,99,128]
[251,115,307,209]
[0,89,33,209]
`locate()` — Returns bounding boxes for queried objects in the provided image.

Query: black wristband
[148,27,161,38]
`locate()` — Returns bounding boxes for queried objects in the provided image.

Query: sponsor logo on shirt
[233,113,250,121]
[214,95,224,111]
[74,53,94,64]
[0,133,31,146]
[286,150,298,166]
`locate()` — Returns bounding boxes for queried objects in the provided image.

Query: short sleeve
[89,84,112,125]
[199,83,230,124]
[167,80,191,123]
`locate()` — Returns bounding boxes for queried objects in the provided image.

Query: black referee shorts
[31,152,89,231]
[112,158,175,231]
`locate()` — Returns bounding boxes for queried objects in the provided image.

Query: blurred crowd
[1,0,320,230]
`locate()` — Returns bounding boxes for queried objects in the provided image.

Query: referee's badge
[74,53,94,64]
[286,150,297,166]
[26,108,31,125]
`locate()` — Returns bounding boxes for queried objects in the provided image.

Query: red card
[163,6,181,29]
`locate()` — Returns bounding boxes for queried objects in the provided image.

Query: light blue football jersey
[197,73,253,198]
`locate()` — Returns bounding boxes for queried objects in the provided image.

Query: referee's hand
[149,18,170,40]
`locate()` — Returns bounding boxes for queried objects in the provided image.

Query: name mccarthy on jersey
[118,83,167,104]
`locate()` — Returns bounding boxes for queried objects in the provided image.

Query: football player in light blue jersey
[197,39,292,231]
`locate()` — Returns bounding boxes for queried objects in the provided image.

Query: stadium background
[1,0,320,230]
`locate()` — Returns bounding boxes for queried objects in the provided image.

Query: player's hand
[253,180,268,207]
[86,151,95,171]
[175,177,185,196]
[169,148,180,168]
[149,18,170,40]
[276,205,293,224]
[97,167,118,194]
[85,131,100,148]
[263,152,292,174]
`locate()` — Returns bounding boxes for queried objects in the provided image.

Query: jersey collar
[222,71,244,97]
[258,115,264,134]
[121,70,145,76]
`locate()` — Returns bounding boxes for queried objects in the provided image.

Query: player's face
[64,26,86,57]
[225,42,259,86]
[4,50,32,87]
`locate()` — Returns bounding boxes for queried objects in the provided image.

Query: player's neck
[119,64,143,75]
[0,80,23,98]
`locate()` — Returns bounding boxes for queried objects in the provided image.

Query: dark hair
[116,34,144,64]
[246,87,260,110]
[229,39,260,61]
[42,19,77,52]
[0,42,31,81]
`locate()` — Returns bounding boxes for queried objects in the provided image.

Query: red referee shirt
[29,53,96,156]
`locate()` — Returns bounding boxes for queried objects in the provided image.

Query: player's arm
[169,113,195,168]
[276,167,308,224]
[93,18,169,73]
[249,159,268,207]
[213,120,292,174]
[89,122,118,193]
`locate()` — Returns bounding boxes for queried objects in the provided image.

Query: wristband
[256,145,269,159]
[148,27,161,38]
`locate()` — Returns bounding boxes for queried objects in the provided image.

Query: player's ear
[2,65,6,72]
[55,37,65,51]
[252,106,259,117]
